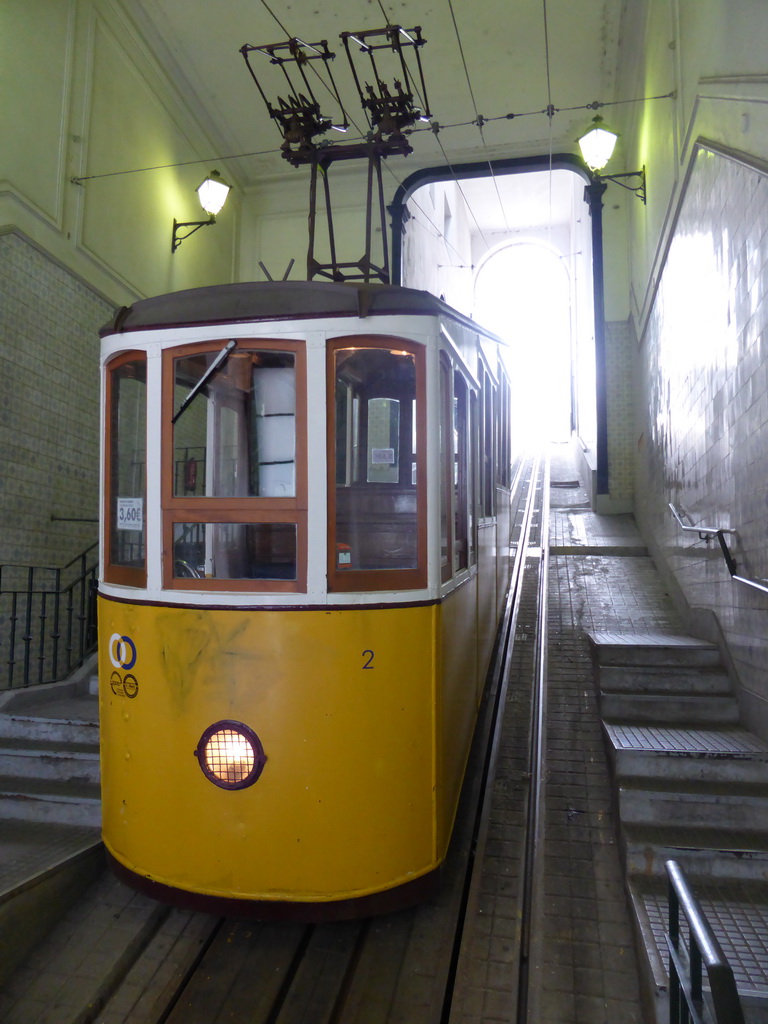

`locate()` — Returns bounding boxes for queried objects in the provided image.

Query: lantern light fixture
[577,115,618,172]
[577,116,646,204]
[172,170,232,252]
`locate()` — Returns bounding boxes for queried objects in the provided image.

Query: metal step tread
[588,630,718,649]
[605,722,768,755]
[631,874,768,999]
[587,631,721,667]
[604,722,768,755]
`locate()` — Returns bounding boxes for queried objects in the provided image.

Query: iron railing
[0,543,98,690]
[666,860,745,1024]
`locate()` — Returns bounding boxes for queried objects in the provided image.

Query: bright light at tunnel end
[194,720,267,790]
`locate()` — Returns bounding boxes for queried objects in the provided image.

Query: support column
[584,178,609,496]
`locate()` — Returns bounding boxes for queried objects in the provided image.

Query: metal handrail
[0,542,98,689]
[666,860,745,1024]
[669,503,768,596]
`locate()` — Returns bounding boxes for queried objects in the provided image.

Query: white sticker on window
[117,497,143,531]
[371,448,395,464]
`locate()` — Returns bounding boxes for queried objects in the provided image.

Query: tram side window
[331,342,424,588]
[439,355,452,582]
[497,372,511,489]
[480,367,495,517]
[453,371,469,573]
[105,355,147,585]
[469,390,478,566]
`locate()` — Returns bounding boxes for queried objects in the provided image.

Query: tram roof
[102,281,502,343]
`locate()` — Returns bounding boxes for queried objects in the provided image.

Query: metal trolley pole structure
[241,24,431,285]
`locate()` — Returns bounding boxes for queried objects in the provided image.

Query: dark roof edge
[101,280,502,344]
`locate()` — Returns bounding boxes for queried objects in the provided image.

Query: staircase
[589,630,768,1023]
[0,689,100,828]
[0,677,103,987]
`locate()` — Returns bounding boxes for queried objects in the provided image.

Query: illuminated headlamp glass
[194,721,266,790]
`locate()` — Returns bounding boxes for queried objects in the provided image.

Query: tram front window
[164,340,306,592]
[172,348,296,498]
[172,522,297,580]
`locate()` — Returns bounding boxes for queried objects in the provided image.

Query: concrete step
[587,630,721,668]
[599,664,733,696]
[0,713,98,746]
[0,821,103,989]
[0,868,172,1020]
[624,825,768,881]
[0,774,101,827]
[619,778,768,832]
[612,746,768,785]
[601,693,740,724]
[0,737,100,784]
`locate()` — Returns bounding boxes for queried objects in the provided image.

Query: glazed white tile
[635,147,768,738]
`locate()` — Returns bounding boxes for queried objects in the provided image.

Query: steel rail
[443,449,548,1022]
[516,450,550,1022]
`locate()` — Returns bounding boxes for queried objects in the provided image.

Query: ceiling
[126,0,623,210]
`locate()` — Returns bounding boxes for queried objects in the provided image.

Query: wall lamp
[172,170,232,252]
[577,116,646,204]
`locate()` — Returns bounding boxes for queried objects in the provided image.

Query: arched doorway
[474,241,572,442]
[390,161,597,459]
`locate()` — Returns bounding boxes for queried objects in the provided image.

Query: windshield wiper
[172,339,237,424]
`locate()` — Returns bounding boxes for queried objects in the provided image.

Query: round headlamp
[194,721,266,790]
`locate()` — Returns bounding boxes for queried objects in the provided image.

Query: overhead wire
[338,0,475,266]
[444,0,509,237]
[71,148,279,183]
[401,91,674,135]
[542,0,555,245]
[244,2,672,279]
[72,84,676,184]
[74,3,673,273]
[369,0,476,268]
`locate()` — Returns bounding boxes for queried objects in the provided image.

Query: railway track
[0,453,552,1024]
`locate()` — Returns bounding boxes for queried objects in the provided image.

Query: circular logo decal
[109,633,137,671]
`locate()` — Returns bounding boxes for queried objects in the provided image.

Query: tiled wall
[606,319,635,510]
[634,146,768,737]
[0,232,112,575]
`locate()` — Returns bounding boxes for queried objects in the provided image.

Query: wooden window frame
[162,339,307,592]
[453,369,470,573]
[439,352,453,584]
[327,336,427,593]
[104,350,147,588]
[469,388,479,567]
